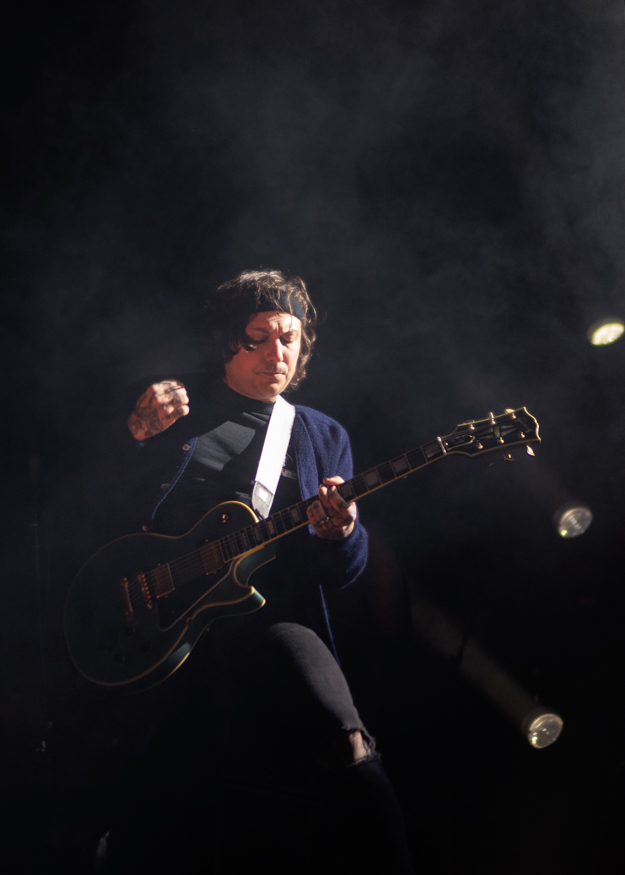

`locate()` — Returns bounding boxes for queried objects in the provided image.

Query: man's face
[223,310,302,402]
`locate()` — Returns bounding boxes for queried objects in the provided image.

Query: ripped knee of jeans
[318,728,379,770]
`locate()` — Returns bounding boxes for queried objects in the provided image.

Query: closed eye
[245,332,299,346]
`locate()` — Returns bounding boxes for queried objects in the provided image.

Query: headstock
[442,407,540,458]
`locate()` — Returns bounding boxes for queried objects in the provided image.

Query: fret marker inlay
[364,471,381,488]
[391,457,409,474]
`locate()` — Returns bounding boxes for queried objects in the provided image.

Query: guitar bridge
[137,573,153,610]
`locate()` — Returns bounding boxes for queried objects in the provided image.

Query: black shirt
[152,379,307,644]
[154,379,300,536]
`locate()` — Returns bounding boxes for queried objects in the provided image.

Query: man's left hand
[307,476,356,540]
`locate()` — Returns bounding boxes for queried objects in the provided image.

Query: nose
[264,337,284,362]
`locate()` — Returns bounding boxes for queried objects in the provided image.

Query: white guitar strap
[252,395,296,519]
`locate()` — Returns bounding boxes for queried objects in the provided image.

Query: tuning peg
[489,412,496,425]
[503,452,514,461]
[526,445,535,456]
[504,408,517,419]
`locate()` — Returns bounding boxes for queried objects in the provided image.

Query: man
[89,270,412,873]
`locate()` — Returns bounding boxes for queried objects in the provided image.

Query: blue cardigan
[85,374,369,655]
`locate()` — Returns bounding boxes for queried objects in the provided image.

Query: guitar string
[126,486,336,600]
[144,458,402,586]
[124,423,533,605]
[124,443,449,602]
[124,452,422,605]
[125,495,319,601]
[128,448,444,601]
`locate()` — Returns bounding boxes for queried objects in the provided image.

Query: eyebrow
[247,325,301,337]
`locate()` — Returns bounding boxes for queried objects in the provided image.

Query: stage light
[555,503,592,538]
[521,707,564,749]
[587,318,624,346]
[411,593,564,749]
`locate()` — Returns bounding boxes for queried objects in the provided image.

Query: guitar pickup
[151,563,175,598]
[119,577,134,622]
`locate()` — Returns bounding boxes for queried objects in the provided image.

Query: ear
[225,337,242,358]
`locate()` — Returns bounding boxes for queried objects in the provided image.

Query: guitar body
[65,502,272,692]
[65,407,540,693]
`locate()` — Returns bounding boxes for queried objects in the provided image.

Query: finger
[307,505,326,533]
[318,479,350,511]
[161,395,183,413]
[314,498,353,534]
[308,500,331,529]
[152,382,187,403]
[322,476,345,486]
[156,388,189,407]
[316,489,336,520]
[319,487,353,529]
[164,404,190,421]
[312,500,330,524]
[158,380,186,392]
[326,484,350,511]
[163,387,189,404]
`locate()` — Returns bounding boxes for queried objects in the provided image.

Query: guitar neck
[217,437,446,564]
[173,407,538,579]
[337,438,446,503]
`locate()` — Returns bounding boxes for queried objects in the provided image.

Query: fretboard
[151,406,539,590]
[216,437,447,562]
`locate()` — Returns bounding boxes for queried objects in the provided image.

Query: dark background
[2,0,625,871]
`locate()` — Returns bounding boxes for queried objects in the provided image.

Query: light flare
[587,318,624,346]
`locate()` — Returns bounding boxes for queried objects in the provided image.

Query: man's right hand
[127,380,190,441]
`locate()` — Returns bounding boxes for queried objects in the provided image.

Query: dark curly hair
[202,270,317,392]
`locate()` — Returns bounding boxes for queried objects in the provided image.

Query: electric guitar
[65,407,540,692]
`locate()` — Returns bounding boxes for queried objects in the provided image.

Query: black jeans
[106,623,412,874]
[200,621,373,748]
